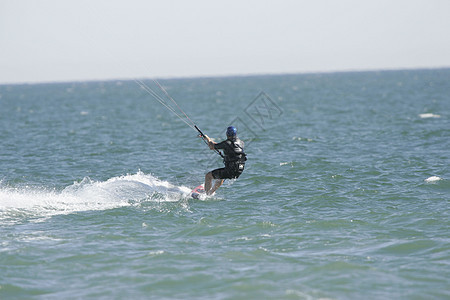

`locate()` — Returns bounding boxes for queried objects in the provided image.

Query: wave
[419,113,441,119]
[0,171,191,223]
[424,176,442,183]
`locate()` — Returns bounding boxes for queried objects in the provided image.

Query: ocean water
[1,69,449,299]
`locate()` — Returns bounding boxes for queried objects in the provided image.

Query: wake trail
[0,171,192,224]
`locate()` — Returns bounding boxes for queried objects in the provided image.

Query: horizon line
[1,66,449,86]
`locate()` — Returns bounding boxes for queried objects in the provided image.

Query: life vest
[223,138,247,164]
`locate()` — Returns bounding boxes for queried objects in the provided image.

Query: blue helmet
[226,126,237,137]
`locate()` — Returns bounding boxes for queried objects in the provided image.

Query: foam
[419,113,441,119]
[424,176,442,183]
[0,171,191,222]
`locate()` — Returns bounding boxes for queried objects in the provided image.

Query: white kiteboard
[191,184,206,199]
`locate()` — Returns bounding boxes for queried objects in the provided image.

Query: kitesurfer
[203,126,247,195]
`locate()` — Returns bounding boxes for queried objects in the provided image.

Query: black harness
[223,139,247,163]
[222,139,247,177]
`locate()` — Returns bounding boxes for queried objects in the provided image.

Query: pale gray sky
[1,0,450,83]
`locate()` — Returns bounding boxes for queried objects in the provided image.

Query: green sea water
[1,69,449,299]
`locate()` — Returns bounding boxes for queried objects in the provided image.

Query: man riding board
[203,126,247,195]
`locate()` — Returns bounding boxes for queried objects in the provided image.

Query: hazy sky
[1,0,450,83]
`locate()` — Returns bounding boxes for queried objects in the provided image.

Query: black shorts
[211,163,245,180]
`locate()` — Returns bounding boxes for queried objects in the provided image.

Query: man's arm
[204,135,216,150]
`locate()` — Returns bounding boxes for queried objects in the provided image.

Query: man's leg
[209,179,224,195]
[204,171,214,195]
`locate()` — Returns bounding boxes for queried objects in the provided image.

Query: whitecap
[292,136,314,142]
[280,162,294,167]
[147,250,164,256]
[419,113,441,119]
[424,176,442,183]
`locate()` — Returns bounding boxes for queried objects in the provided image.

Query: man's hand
[204,135,215,150]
